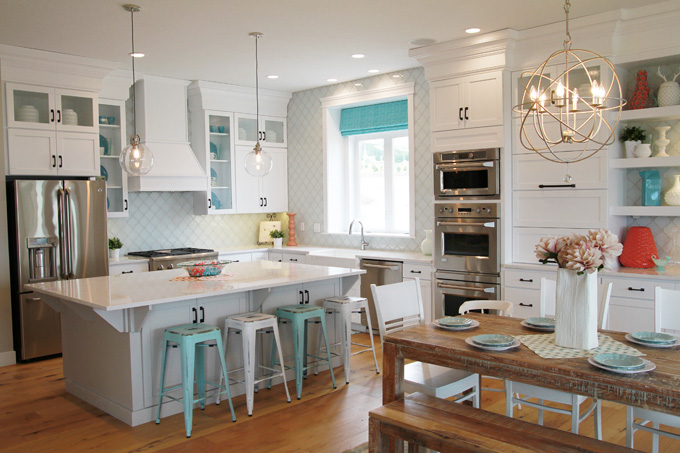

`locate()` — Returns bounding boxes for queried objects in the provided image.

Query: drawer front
[503,268,553,290]
[282,252,306,264]
[513,228,592,264]
[109,261,149,275]
[403,263,432,281]
[513,190,607,229]
[603,277,673,301]
[512,152,607,190]
[503,287,540,319]
[219,252,252,263]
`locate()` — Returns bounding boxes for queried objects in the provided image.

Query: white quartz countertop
[28,261,364,312]
[503,263,680,281]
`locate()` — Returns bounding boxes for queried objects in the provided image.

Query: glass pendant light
[120,4,153,176]
[244,32,273,177]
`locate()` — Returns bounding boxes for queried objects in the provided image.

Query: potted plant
[108,237,123,259]
[269,229,285,249]
[619,126,647,158]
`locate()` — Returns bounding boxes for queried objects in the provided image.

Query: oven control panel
[436,203,498,218]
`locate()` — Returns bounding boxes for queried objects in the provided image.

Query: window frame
[321,83,415,238]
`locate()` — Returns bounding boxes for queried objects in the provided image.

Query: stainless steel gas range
[128,248,218,271]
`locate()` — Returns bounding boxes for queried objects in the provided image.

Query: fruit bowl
[177,260,232,277]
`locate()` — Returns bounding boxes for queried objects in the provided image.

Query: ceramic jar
[109,249,120,259]
[624,140,641,158]
[664,174,680,206]
[658,81,680,107]
[420,229,433,256]
[633,143,652,158]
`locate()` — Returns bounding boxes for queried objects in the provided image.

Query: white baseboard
[0,350,16,367]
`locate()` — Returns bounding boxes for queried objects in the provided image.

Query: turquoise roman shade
[339,100,408,136]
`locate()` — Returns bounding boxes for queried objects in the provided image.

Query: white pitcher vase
[554,268,599,350]
[664,174,680,206]
[420,229,433,256]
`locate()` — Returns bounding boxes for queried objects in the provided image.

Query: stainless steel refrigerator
[7,178,109,361]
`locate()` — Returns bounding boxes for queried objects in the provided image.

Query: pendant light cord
[255,34,259,133]
[130,8,138,138]
[563,0,571,50]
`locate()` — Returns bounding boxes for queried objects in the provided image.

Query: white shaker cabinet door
[7,129,58,175]
[513,190,608,229]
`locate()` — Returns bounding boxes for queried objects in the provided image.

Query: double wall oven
[433,147,502,318]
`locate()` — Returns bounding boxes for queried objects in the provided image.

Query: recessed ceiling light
[409,38,436,46]
[129,52,145,58]
[392,74,403,79]
[466,28,481,34]
[351,54,365,59]
[327,78,338,82]
[267,75,279,79]
[368,69,379,74]
[354,83,363,87]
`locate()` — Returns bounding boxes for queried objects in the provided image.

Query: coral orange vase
[619,226,658,268]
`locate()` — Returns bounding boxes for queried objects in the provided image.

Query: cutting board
[259,221,281,244]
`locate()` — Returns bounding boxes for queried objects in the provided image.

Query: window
[322,84,415,236]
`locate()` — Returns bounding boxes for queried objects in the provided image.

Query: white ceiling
[0,0,668,93]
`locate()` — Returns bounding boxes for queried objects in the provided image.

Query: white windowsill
[324,231,415,239]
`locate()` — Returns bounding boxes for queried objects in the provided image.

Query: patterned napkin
[169,273,237,282]
[515,333,645,359]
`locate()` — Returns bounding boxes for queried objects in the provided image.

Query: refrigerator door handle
[57,189,69,279]
[64,188,75,279]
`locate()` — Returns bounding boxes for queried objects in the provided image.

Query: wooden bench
[369,393,634,452]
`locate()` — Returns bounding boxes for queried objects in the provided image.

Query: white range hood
[127,75,206,192]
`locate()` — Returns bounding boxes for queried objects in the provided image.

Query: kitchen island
[27,261,364,426]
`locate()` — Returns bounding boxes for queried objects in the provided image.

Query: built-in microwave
[434,148,500,200]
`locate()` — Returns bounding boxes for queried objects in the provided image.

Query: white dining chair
[371,279,480,406]
[505,279,612,440]
[626,287,680,452]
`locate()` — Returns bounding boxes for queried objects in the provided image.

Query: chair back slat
[655,287,680,332]
[459,300,513,317]
[540,278,557,318]
[598,282,613,329]
[371,279,423,344]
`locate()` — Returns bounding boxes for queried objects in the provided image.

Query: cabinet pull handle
[264,197,267,207]
[464,106,469,120]
[192,307,198,323]
[263,131,266,141]
[121,270,133,274]
[58,156,63,168]
[519,278,533,282]
[410,270,422,274]
[304,289,310,304]
[200,306,205,323]
[232,260,239,263]
[289,258,298,262]
[57,110,61,123]
[538,184,576,189]
[259,197,263,207]
[52,155,57,168]
[519,303,533,307]
[50,109,55,122]
[459,107,463,121]
[208,198,212,209]
[299,290,304,304]
[124,199,128,211]
[627,287,645,292]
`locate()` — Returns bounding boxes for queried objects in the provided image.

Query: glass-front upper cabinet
[98,99,128,218]
[6,82,98,133]
[207,113,235,213]
[235,113,286,148]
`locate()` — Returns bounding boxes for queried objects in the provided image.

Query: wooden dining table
[382,313,680,417]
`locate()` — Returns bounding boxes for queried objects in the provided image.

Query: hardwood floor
[0,334,677,452]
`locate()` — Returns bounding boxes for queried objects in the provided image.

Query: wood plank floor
[0,333,678,452]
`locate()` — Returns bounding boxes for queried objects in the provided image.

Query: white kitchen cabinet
[512,151,608,191]
[502,267,556,318]
[513,190,608,229]
[235,113,286,148]
[109,260,148,275]
[234,145,288,213]
[99,99,128,217]
[190,111,236,214]
[513,227,592,264]
[403,263,434,324]
[268,251,306,264]
[430,71,503,132]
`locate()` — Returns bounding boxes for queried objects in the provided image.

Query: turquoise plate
[99,134,109,155]
[592,353,645,370]
[100,165,108,181]
[472,334,514,348]
[525,317,556,328]
[437,317,473,327]
[211,168,217,179]
[210,142,218,156]
[631,331,676,344]
[211,191,221,209]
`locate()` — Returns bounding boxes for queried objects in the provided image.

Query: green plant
[619,125,646,143]
[108,237,123,250]
[269,229,285,239]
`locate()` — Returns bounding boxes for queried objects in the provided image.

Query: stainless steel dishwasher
[360,259,403,331]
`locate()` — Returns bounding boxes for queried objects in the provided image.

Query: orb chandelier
[119,4,153,176]
[244,32,273,177]
[513,0,625,169]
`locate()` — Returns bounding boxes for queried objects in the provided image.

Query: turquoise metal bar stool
[269,304,336,399]
[156,323,236,438]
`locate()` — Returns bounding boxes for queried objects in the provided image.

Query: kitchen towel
[515,333,644,359]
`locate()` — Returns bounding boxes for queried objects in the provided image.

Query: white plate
[520,319,555,332]
[433,319,480,331]
[588,356,656,374]
[625,333,679,348]
[465,336,520,351]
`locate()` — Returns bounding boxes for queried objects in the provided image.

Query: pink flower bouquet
[535,229,623,274]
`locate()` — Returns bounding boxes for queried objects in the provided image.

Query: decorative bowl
[592,353,645,370]
[437,317,473,327]
[177,260,231,277]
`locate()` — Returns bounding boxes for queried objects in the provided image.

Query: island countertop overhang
[26,261,365,311]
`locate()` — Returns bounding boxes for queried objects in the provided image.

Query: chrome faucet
[348,219,369,250]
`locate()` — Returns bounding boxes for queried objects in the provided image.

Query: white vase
[633,143,652,158]
[420,229,433,256]
[273,237,283,249]
[624,140,640,158]
[664,174,680,206]
[658,81,680,107]
[109,249,120,259]
[653,126,671,157]
[554,268,599,350]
